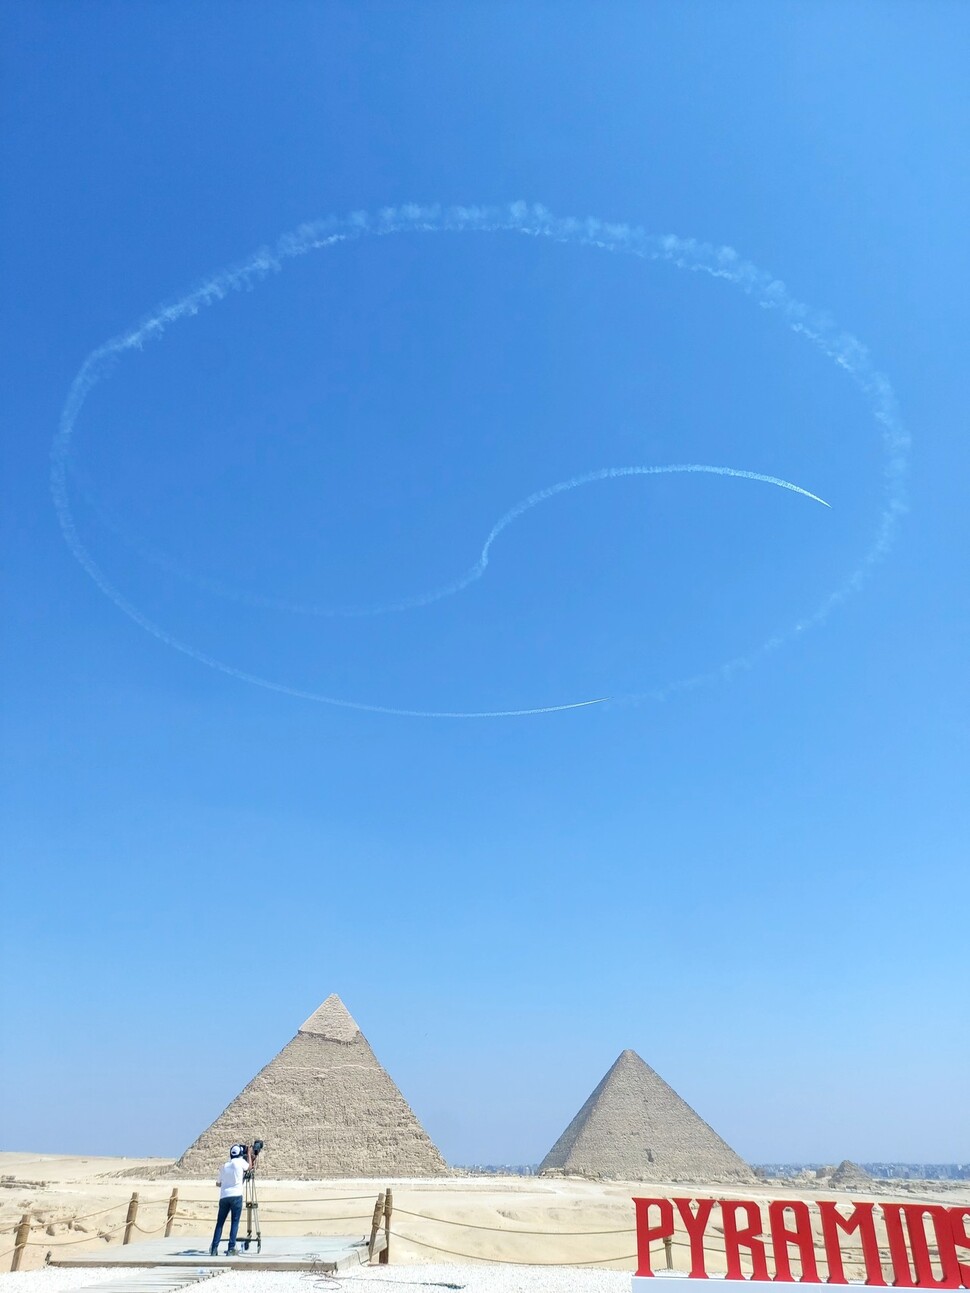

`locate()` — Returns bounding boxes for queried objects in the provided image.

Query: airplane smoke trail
[52,203,905,717]
[70,460,828,617]
[332,463,829,617]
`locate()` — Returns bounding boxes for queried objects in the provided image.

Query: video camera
[237,1143,263,1184]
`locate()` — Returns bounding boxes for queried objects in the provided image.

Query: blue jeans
[210,1195,243,1253]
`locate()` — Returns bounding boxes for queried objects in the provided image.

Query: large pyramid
[177,995,448,1178]
[538,1049,753,1182]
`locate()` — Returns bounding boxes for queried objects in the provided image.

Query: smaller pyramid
[830,1159,873,1188]
[539,1049,753,1182]
[177,994,448,1178]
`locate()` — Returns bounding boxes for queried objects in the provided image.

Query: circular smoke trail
[51,203,908,718]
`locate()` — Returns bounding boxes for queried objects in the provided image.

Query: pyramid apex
[610,1048,652,1073]
[298,993,361,1041]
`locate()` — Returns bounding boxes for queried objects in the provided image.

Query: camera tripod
[241,1167,261,1253]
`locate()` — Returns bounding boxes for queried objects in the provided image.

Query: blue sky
[1,1,968,1167]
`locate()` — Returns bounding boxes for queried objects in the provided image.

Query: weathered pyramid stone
[177,995,448,1178]
[538,1049,753,1182]
[830,1159,873,1188]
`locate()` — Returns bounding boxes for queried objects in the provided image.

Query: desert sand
[1,1152,967,1284]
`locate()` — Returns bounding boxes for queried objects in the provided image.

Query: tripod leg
[243,1177,253,1250]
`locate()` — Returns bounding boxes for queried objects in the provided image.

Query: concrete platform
[48,1233,383,1273]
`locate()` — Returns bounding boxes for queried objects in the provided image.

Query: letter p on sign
[635,1199,675,1277]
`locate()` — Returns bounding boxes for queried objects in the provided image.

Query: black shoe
[209,1249,219,1257]
[226,1248,238,1256]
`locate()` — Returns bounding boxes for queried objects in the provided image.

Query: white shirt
[217,1156,246,1198]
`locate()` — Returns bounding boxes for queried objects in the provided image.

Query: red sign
[633,1197,970,1288]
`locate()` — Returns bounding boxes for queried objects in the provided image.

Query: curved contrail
[395,463,828,616]
[70,461,828,617]
[52,202,905,718]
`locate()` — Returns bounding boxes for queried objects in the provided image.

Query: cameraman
[209,1142,253,1257]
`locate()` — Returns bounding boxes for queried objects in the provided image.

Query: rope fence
[176,1194,378,1205]
[162,1209,372,1224]
[47,1226,128,1247]
[386,1216,911,1276]
[1,1188,387,1272]
[2,1222,127,1242]
[3,1187,947,1276]
[388,1228,638,1267]
[394,1207,630,1236]
[65,1201,135,1224]
[130,1219,174,1236]
[0,1199,132,1234]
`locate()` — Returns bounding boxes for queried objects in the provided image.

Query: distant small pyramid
[177,994,448,1178]
[538,1049,753,1182]
[830,1159,873,1188]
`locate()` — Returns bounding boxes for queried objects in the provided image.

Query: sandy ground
[1,1153,967,1282]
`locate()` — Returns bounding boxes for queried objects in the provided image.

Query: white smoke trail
[52,203,906,717]
[346,464,828,617]
[70,461,828,617]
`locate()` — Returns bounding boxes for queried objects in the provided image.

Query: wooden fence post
[165,1189,179,1238]
[664,1235,674,1270]
[10,1214,30,1272]
[380,1187,393,1264]
[368,1191,386,1262]
[123,1193,139,1246]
